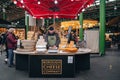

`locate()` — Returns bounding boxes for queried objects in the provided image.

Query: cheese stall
[14,29,91,77]
[13,19,99,77]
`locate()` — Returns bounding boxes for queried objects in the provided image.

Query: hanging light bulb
[38,0,41,4]
[33,16,36,18]
[2,8,6,13]
[40,17,43,19]
[48,17,52,19]
[87,5,90,7]
[21,0,24,3]
[75,16,77,19]
[114,6,117,10]
[56,16,59,18]
[14,0,17,4]
[82,9,85,12]
[22,5,25,8]
[54,0,58,4]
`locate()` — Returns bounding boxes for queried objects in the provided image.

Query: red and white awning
[13,0,94,19]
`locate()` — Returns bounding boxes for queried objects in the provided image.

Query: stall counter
[14,49,91,77]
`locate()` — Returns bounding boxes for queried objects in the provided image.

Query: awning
[14,0,94,19]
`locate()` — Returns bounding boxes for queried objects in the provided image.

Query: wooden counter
[14,49,91,77]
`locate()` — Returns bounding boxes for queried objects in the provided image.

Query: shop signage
[41,59,62,75]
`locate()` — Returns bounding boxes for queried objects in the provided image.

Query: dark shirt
[45,32,60,48]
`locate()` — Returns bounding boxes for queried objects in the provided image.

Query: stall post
[25,12,29,39]
[53,15,56,24]
[100,0,106,55]
[46,19,49,27]
[2,8,6,20]
[79,12,84,40]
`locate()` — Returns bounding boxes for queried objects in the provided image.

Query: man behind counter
[45,27,60,49]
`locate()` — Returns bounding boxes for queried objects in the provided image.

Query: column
[25,12,29,39]
[2,8,6,20]
[99,0,106,55]
[79,12,84,40]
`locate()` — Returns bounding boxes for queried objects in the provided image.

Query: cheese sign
[41,59,62,75]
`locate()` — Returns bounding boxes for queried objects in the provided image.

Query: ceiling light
[22,5,25,8]
[56,16,58,18]
[40,17,43,19]
[2,8,6,12]
[54,0,58,4]
[48,17,52,19]
[21,0,24,3]
[75,16,77,19]
[87,5,90,7]
[38,1,41,4]
[14,0,17,4]
[71,0,74,1]
[114,6,117,10]
[82,9,85,12]
[33,16,36,18]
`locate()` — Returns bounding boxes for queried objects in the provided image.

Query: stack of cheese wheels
[21,40,36,51]
[59,38,67,49]
[27,31,35,40]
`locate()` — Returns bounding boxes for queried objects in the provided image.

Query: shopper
[0,33,3,55]
[6,28,17,67]
[45,26,60,49]
[0,32,7,55]
[3,29,9,64]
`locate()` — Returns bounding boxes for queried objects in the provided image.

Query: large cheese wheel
[65,48,78,52]
[59,48,78,53]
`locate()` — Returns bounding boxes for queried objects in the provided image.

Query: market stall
[14,32,91,77]
[12,0,95,77]
[61,19,98,30]
[14,48,91,77]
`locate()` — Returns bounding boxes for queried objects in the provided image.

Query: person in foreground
[6,28,17,67]
[45,26,60,49]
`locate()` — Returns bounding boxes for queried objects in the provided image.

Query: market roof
[0,0,119,22]
[14,0,94,19]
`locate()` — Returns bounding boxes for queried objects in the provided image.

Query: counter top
[13,50,36,55]
[14,48,91,55]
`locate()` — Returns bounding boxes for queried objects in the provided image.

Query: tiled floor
[0,48,120,80]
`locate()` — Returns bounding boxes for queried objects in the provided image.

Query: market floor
[0,48,120,80]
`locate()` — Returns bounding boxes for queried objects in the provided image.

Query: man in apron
[45,27,60,49]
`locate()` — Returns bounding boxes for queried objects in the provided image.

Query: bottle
[17,39,21,48]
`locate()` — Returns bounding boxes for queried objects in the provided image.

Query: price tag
[68,56,73,64]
